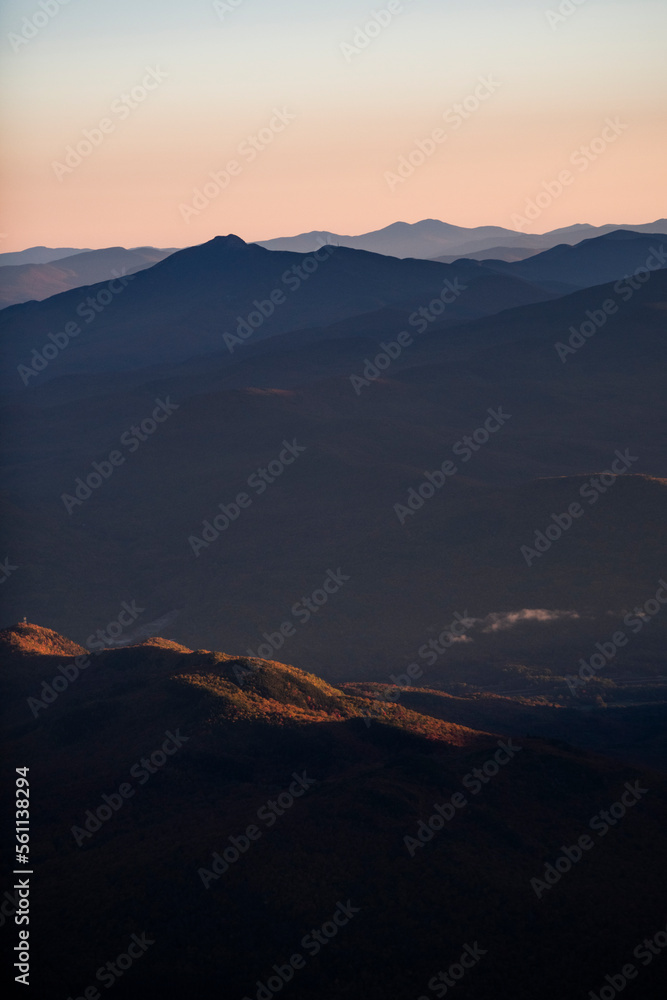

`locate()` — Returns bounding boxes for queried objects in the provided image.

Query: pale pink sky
[1,0,665,250]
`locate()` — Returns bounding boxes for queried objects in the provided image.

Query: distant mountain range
[0,244,178,268]
[2,220,665,309]
[0,246,177,308]
[258,217,667,260]
[0,245,91,266]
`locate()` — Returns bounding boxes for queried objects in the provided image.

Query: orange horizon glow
[1,0,665,252]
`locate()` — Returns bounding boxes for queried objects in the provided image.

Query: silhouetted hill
[344,683,667,772]
[480,229,667,291]
[0,235,555,390]
[432,244,544,263]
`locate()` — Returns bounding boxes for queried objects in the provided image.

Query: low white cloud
[479,609,580,632]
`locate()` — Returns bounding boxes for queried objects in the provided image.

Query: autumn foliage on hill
[2,625,667,999]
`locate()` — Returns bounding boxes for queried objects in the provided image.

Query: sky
[1,0,665,250]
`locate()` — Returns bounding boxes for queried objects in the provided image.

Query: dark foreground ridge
[2,625,667,999]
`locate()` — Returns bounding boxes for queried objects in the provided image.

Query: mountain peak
[208,234,247,248]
